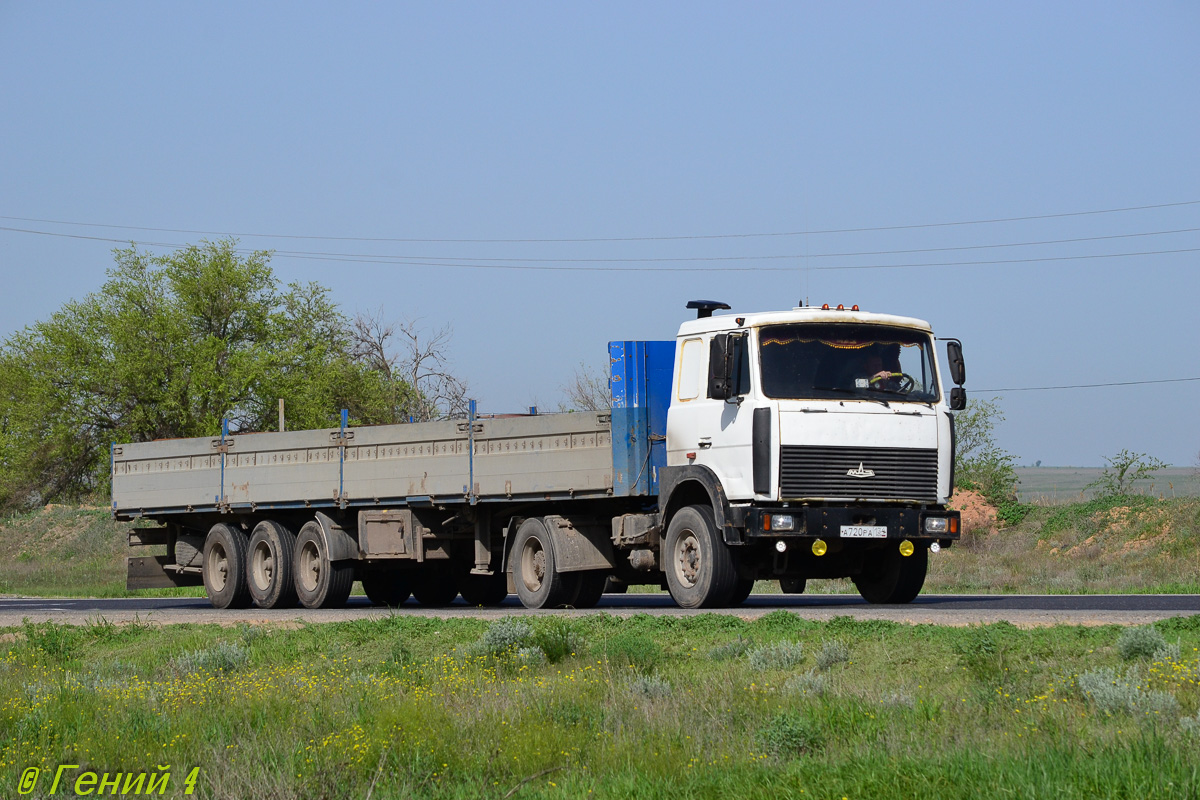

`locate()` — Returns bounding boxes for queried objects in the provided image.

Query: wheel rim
[251,540,274,592]
[299,539,322,594]
[520,536,546,593]
[207,541,229,592]
[673,531,701,588]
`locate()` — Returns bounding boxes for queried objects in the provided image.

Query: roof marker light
[836,304,844,310]
[821,304,830,310]
[852,305,859,311]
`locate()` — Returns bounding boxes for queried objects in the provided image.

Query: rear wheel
[294,522,354,609]
[411,566,459,606]
[512,517,577,609]
[569,572,607,608]
[247,520,297,609]
[780,577,807,595]
[457,571,508,606]
[203,523,252,609]
[361,570,411,607]
[853,544,927,604]
[663,505,737,609]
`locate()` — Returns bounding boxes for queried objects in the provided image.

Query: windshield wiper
[812,386,889,407]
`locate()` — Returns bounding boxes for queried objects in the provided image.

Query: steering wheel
[868,372,916,393]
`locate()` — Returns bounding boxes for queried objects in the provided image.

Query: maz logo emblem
[847,462,875,478]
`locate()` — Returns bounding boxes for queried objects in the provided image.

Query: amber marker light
[812,539,827,556]
[899,540,915,557]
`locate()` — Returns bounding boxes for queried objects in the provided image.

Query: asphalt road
[3,593,1198,627]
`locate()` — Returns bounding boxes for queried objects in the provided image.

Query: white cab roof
[676,307,934,337]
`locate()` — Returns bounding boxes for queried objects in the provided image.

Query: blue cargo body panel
[609,340,674,496]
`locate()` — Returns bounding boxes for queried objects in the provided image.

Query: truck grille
[779,446,938,502]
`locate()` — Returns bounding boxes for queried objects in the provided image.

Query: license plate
[840,525,888,539]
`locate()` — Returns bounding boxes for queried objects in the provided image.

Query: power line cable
[2,225,1198,273]
[1,199,1197,244]
[976,376,1200,392]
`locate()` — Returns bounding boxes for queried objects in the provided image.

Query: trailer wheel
[457,571,508,606]
[294,522,354,609]
[411,567,459,606]
[569,572,607,609]
[247,520,298,609]
[664,505,737,609]
[512,518,576,609]
[853,544,927,604]
[203,523,252,609]
[361,570,411,607]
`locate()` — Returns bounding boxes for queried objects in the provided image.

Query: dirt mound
[949,489,998,536]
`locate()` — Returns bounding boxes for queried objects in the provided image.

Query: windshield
[759,323,940,402]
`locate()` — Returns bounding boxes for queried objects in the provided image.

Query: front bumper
[740,504,960,543]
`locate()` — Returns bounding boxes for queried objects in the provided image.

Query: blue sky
[1,3,1197,466]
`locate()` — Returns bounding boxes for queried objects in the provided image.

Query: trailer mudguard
[501,514,615,574]
[313,511,360,562]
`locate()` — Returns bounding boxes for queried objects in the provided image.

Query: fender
[501,515,615,574]
[657,464,744,545]
[313,511,360,562]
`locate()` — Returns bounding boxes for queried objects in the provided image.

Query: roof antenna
[686,300,731,319]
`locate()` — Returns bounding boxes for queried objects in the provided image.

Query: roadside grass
[2,614,1199,798]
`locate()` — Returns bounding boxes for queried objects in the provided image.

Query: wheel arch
[312,511,360,562]
[657,465,742,544]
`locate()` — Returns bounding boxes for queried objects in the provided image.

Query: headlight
[770,514,795,531]
[924,517,948,534]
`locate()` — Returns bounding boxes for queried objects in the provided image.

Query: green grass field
[2,614,1200,799]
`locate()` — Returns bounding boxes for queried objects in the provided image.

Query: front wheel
[853,544,928,604]
[663,505,737,609]
[294,522,354,609]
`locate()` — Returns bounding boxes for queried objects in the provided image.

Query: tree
[558,362,610,412]
[953,397,1019,507]
[350,310,470,422]
[1087,449,1168,498]
[0,239,443,510]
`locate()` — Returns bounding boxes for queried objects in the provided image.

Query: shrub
[1076,666,1180,719]
[758,711,823,757]
[600,631,663,672]
[628,673,673,701]
[952,626,1003,683]
[1088,450,1168,498]
[708,635,754,661]
[748,641,805,670]
[1117,626,1168,661]
[533,618,585,664]
[815,640,850,671]
[1152,642,1182,663]
[171,642,249,675]
[783,670,828,698]
[474,618,535,656]
[515,646,546,666]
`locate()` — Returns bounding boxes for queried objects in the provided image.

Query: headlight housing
[924,517,949,534]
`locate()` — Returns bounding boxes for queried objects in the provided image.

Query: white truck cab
[655,300,965,608]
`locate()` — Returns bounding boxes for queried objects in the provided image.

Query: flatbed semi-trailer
[117,301,965,610]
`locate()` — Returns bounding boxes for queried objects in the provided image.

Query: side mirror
[949,387,967,411]
[945,340,966,386]
[708,333,746,400]
[708,334,733,400]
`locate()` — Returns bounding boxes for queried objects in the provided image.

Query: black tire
[663,505,737,609]
[728,577,755,605]
[603,577,628,594]
[361,570,411,607]
[511,517,577,609]
[294,521,354,609]
[569,572,608,609]
[203,523,252,609]
[411,566,460,606]
[457,571,509,606]
[853,544,928,604]
[247,520,298,609]
[780,577,807,595]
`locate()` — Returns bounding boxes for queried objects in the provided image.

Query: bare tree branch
[558,361,610,412]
